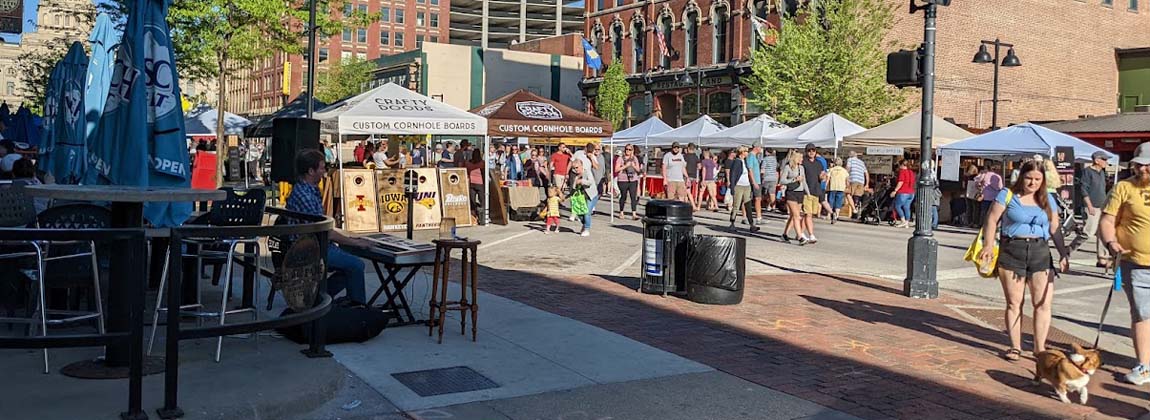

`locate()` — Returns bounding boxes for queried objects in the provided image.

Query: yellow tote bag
[963,190,1012,278]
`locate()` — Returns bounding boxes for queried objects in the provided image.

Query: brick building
[581,0,1150,131]
[245,0,449,118]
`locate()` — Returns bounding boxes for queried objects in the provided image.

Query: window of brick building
[591,27,604,76]
[397,9,405,24]
[751,1,769,50]
[343,28,352,41]
[685,11,698,67]
[358,4,367,15]
[8,81,15,96]
[430,36,438,43]
[631,21,645,73]
[430,0,438,5]
[713,6,729,63]
[320,48,329,62]
[381,7,390,22]
[380,31,390,45]
[597,0,606,11]
[1130,0,1138,11]
[417,34,425,47]
[430,14,439,28]
[344,4,352,16]
[611,23,624,62]
[357,28,367,43]
[658,17,672,69]
[396,32,405,47]
[417,11,425,26]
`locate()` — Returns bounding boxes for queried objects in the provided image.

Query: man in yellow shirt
[1100,142,1150,385]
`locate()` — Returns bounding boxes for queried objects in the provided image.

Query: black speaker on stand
[271,118,321,183]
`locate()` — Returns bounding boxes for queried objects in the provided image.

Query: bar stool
[429,238,481,344]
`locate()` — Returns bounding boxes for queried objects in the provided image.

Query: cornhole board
[438,168,473,227]
[342,169,380,233]
[377,168,443,231]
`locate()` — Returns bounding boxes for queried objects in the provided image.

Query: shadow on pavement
[467,263,1149,419]
[746,258,904,296]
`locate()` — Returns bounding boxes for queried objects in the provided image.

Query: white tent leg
[484,135,490,225]
[338,135,345,228]
[610,138,615,224]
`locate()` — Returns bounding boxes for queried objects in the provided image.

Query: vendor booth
[644,115,728,198]
[184,105,254,186]
[842,111,973,149]
[610,116,673,146]
[314,82,488,232]
[470,89,613,224]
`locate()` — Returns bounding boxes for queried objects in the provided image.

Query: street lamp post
[972,39,1021,130]
[305,0,318,118]
[682,67,703,116]
[904,0,950,299]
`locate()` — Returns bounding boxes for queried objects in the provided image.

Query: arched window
[751,1,770,51]
[658,17,672,69]
[591,26,605,76]
[685,11,698,67]
[629,96,648,127]
[612,23,624,62]
[713,6,729,64]
[708,92,733,121]
[631,21,645,73]
[681,93,700,123]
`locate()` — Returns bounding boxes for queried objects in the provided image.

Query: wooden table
[24,185,227,377]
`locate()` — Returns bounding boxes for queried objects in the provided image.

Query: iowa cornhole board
[342,169,380,233]
[438,168,473,227]
[376,168,443,231]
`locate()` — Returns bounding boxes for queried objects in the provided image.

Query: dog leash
[1094,262,1122,349]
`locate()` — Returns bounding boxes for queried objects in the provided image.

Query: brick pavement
[472,266,1150,420]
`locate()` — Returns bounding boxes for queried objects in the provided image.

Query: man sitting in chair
[287,149,368,305]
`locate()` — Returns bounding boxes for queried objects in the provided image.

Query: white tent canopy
[184,105,252,136]
[314,82,488,136]
[842,111,973,148]
[611,116,673,145]
[938,123,1117,163]
[701,114,790,148]
[764,113,866,149]
[647,115,727,147]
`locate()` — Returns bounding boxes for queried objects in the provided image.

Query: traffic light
[886,48,921,88]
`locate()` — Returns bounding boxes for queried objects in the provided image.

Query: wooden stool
[429,238,482,344]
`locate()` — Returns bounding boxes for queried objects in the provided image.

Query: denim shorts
[997,237,1053,278]
[1121,261,1150,323]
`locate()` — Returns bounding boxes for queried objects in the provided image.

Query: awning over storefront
[471,89,613,138]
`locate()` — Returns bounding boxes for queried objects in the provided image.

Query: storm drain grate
[392,366,500,397]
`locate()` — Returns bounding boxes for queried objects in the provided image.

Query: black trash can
[640,200,695,295]
[685,235,746,305]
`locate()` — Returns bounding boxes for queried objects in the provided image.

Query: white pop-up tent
[701,114,790,148]
[313,82,488,227]
[315,82,488,136]
[647,115,728,146]
[842,111,973,149]
[764,113,866,150]
[611,116,673,146]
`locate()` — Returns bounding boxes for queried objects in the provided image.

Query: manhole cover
[392,366,499,397]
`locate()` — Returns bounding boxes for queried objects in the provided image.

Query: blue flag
[582,38,602,71]
[89,0,191,227]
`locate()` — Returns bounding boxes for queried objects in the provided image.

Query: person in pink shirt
[977,165,1004,225]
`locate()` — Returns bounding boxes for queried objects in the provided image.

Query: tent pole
[610,137,615,224]
[338,134,345,229]
[484,135,490,225]
[244,136,250,189]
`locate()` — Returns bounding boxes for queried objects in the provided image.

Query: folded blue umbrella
[47,41,89,184]
[89,0,191,227]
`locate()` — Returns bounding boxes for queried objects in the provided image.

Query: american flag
[654,25,669,61]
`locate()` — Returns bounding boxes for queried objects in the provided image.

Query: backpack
[276,299,391,344]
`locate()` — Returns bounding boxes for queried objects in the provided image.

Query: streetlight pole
[904,0,948,299]
[305,0,318,118]
[973,39,1021,130]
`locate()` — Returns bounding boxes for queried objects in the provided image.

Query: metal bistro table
[24,185,228,378]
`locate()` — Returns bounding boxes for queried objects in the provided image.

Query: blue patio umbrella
[89,0,192,227]
[0,102,11,139]
[85,13,117,143]
[44,41,90,184]
[38,62,64,170]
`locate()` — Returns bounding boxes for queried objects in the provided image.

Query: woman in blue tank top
[979,160,1070,362]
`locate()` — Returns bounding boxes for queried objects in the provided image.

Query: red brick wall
[886,0,1150,129]
[509,33,583,57]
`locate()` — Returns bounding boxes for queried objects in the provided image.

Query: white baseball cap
[1133,142,1150,165]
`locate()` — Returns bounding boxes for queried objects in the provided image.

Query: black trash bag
[276,300,391,344]
[685,235,745,305]
[686,235,745,291]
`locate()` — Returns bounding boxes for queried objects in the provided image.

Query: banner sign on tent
[866,146,904,156]
[860,155,894,175]
[1053,146,1075,202]
[940,150,961,182]
[342,169,380,233]
[439,168,473,227]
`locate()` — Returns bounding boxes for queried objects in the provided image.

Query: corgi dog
[1033,343,1102,404]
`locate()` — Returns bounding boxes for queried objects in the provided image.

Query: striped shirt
[847,157,867,184]
[759,154,779,182]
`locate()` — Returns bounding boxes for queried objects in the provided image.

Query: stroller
[857,181,898,225]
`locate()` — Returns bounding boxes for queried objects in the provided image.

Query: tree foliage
[315,56,375,103]
[595,63,630,130]
[15,4,96,113]
[745,0,908,127]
